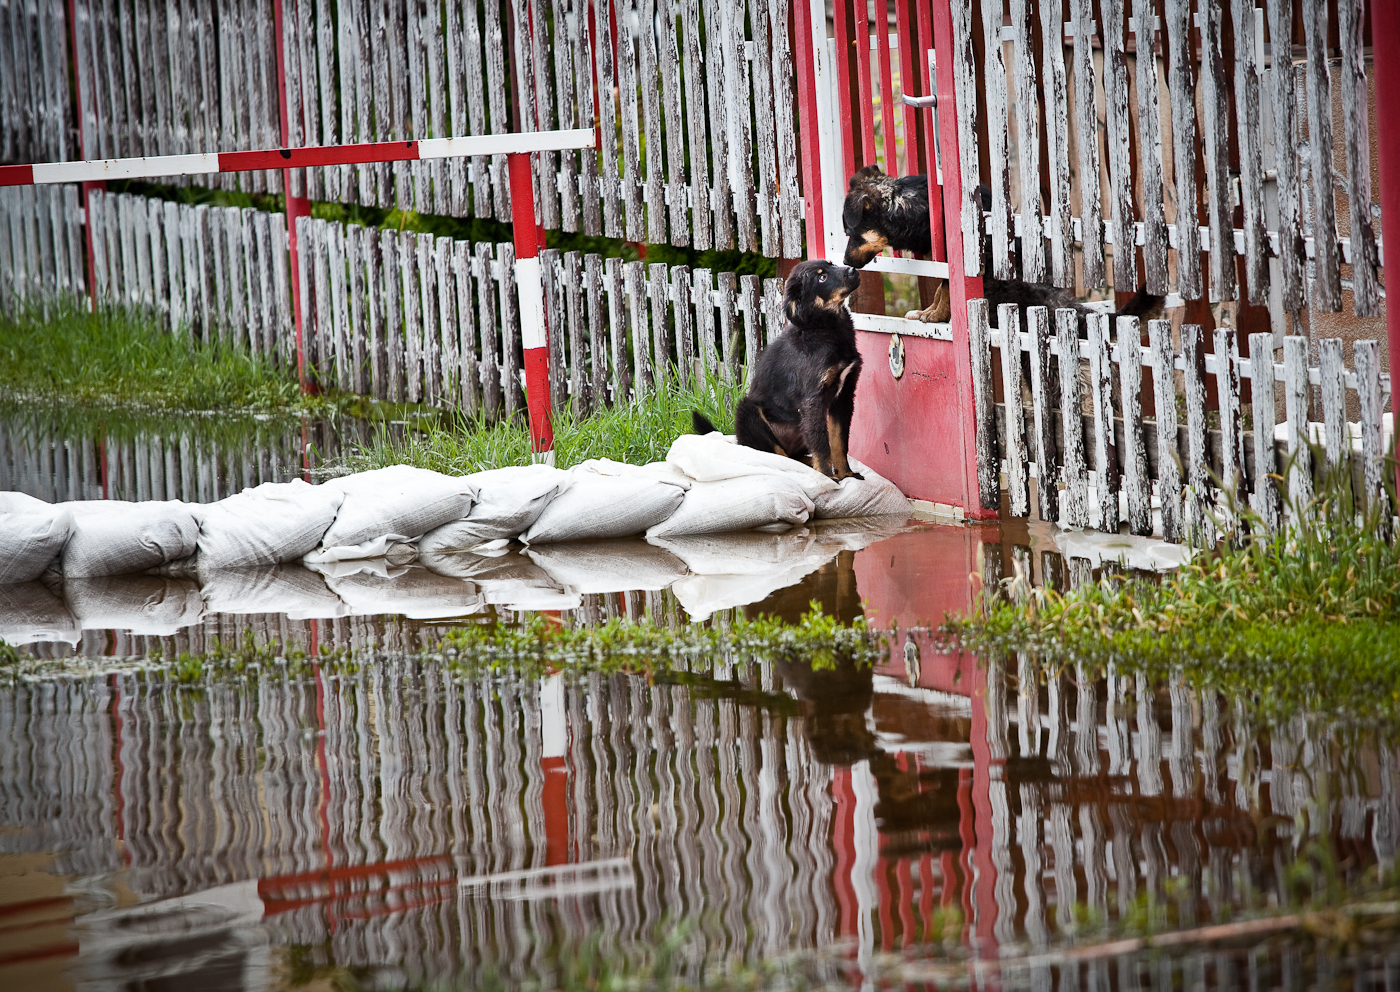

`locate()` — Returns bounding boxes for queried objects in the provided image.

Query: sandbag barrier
[0,434,910,641]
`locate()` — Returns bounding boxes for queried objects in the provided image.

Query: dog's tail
[691,411,719,436]
[1112,284,1166,323]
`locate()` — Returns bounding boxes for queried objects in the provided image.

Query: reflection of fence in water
[2,662,1398,982]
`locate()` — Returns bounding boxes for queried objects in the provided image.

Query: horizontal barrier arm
[0,129,596,187]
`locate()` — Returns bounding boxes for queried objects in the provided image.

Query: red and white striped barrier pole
[508,152,555,459]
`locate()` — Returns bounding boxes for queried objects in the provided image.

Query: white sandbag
[315,563,487,620]
[419,464,570,553]
[0,492,73,585]
[196,479,344,570]
[571,457,694,489]
[419,549,582,610]
[303,536,419,566]
[64,575,204,635]
[199,563,349,619]
[671,568,830,623]
[651,529,834,576]
[60,500,201,578]
[319,465,477,550]
[665,432,838,500]
[811,458,910,520]
[521,473,684,544]
[0,581,81,645]
[645,476,813,539]
[527,540,687,593]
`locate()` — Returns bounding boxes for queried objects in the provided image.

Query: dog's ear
[784,265,815,321]
[842,191,870,233]
[850,164,884,187]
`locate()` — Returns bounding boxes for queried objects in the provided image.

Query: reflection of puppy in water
[692,260,865,482]
[777,656,962,849]
[842,165,1164,328]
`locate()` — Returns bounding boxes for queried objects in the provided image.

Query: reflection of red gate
[795,0,989,516]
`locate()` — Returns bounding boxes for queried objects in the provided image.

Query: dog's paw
[905,302,951,323]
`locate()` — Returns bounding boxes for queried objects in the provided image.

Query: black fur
[694,260,865,481]
[841,164,1165,331]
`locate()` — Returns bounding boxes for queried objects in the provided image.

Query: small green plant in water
[946,461,1400,724]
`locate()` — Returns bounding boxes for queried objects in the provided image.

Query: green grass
[344,372,745,474]
[0,297,336,417]
[946,469,1400,724]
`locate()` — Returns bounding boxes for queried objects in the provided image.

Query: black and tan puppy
[692,260,865,481]
[842,164,1163,328]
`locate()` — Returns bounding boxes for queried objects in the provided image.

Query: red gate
[795,0,991,519]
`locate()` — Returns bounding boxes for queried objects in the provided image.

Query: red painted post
[930,0,991,519]
[792,0,824,257]
[64,0,101,311]
[912,0,945,262]
[274,0,313,391]
[1372,0,1400,497]
[508,152,555,456]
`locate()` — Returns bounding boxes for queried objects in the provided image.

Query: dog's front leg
[805,362,863,481]
[905,280,950,323]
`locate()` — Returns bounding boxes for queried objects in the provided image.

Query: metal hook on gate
[901,92,936,109]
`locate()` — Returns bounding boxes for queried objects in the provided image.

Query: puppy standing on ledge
[842,164,1163,327]
[693,260,865,481]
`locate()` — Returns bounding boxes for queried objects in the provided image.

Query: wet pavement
[2,420,1399,990]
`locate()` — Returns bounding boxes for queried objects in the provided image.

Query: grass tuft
[0,297,333,417]
[946,466,1400,724]
[343,372,745,474]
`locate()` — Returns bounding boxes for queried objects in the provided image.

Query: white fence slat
[592,0,623,237]
[659,0,688,245]
[1028,305,1057,522]
[1088,313,1118,533]
[551,0,579,230]
[1009,0,1044,283]
[724,0,757,251]
[604,254,630,402]
[1039,0,1072,288]
[694,267,718,380]
[476,240,501,417]
[1283,335,1314,520]
[769,0,800,257]
[740,274,761,385]
[1164,0,1201,301]
[484,0,512,217]
[402,233,422,403]
[981,0,1014,280]
[435,236,457,407]
[968,299,998,511]
[650,261,673,385]
[1181,324,1214,547]
[615,0,645,241]
[681,0,711,250]
[999,304,1030,517]
[626,260,652,397]
[703,0,733,250]
[1302,0,1341,312]
[585,253,609,405]
[638,0,667,244]
[1213,327,1244,503]
[381,228,403,402]
[565,250,588,414]
[452,239,479,416]
[1133,7,1169,295]
[1200,2,1235,304]
[1117,316,1150,535]
[717,270,738,382]
[1232,0,1268,307]
[951,0,982,276]
[541,247,568,411]
[1247,332,1281,530]
[749,0,776,256]
[499,241,523,416]
[1072,0,1103,289]
[1056,308,1087,526]
[1354,339,1387,519]
[570,0,602,235]
[366,226,384,398]
[673,265,694,386]
[1338,0,1379,316]
[347,224,367,391]
[1318,337,1347,477]
[1148,318,1181,542]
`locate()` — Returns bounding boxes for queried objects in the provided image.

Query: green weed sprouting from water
[341,372,745,474]
[946,460,1400,724]
[0,296,343,418]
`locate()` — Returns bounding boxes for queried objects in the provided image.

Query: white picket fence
[969,300,1393,546]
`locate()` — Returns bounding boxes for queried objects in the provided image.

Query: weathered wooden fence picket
[968,299,1394,547]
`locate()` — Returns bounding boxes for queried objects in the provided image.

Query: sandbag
[199,563,348,619]
[571,457,694,490]
[0,581,80,645]
[811,458,910,520]
[521,473,684,544]
[60,500,201,578]
[665,432,838,500]
[646,476,813,539]
[0,492,73,585]
[196,480,344,570]
[419,465,569,553]
[314,563,487,620]
[64,575,204,635]
[318,465,477,551]
[303,536,419,566]
[419,548,582,610]
[527,539,687,593]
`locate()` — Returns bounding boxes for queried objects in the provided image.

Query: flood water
[3,417,1399,990]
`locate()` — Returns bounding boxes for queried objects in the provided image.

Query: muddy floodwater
[2,415,1399,990]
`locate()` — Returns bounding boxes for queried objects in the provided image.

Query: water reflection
[3,636,1398,989]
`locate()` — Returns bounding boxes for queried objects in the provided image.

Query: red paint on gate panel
[849,331,967,505]
[541,756,570,866]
